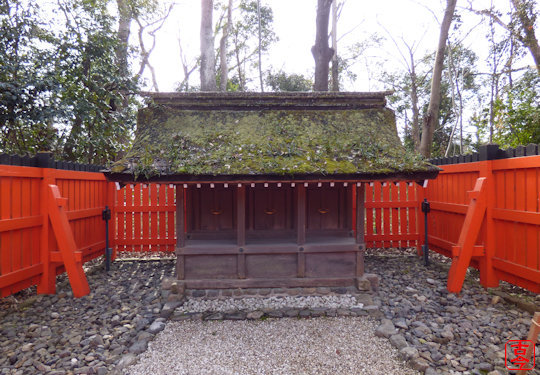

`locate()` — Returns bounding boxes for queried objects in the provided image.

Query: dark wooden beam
[297,184,306,245]
[297,250,306,278]
[178,241,357,255]
[356,245,365,278]
[183,277,356,289]
[237,185,246,246]
[355,183,365,244]
[355,183,365,278]
[104,170,440,184]
[237,185,246,279]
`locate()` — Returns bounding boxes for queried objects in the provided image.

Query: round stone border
[159,274,382,320]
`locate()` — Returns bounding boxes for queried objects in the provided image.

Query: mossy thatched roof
[106,92,438,182]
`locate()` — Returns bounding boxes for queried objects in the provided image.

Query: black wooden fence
[0,152,104,172]
[429,144,540,166]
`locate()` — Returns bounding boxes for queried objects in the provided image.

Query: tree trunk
[408,50,421,150]
[219,0,232,91]
[257,0,264,92]
[312,0,333,91]
[419,0,457,158]
[330,0,339,91]
[200,0,217,91]
[116,0,132,78]
[510,0,540,74]
[410,71,421,150]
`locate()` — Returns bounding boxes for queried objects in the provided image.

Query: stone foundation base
[161,274,380,302]
[159,274,383,321]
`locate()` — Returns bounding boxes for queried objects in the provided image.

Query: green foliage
[266,70,312,92]
[0,0,59,154]
[380,43,480,157]
[476,69,540,147]
[0,0,140,164]
[54,0,139,165]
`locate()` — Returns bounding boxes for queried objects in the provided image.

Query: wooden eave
[103,169,439,184]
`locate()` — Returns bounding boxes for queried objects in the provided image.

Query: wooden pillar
[176,184,185,279]
[297,184,306,245]
[297,184,306,278]
[237,185,246,278]
[355,183,365,278]
[355,183,365,244]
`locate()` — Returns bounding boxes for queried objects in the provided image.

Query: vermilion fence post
[107,182,117,261]
[0,172,12,297]
[37,155,56,295]
[364,183,373,248]
[478,161,498,288]
[391,183,399,248]
[398,182,408,248]
[382,182,390,248]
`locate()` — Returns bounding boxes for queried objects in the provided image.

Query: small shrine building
[105,92,438,290]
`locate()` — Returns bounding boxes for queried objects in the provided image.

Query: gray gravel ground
[1,249,539,375]
[368,249,540,375]
[124,317,419,375]
[0,260,175,375]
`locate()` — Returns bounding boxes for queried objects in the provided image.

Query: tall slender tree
[256,0,264,91]
[116,0,132,78]
[467,0,539,74]
[419,0,457,157]
[312,0,333,91]
[330,0,339,91]
[510,0,539,74]
[200,0,217,91]
[219,0,233,91]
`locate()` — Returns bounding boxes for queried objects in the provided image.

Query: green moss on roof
[111,92,437,179]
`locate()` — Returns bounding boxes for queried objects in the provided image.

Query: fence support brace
[45,184,90,297]
[447,177,488,293]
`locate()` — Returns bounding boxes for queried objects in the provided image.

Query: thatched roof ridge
[142,91,393,110]
[106,92,438,182]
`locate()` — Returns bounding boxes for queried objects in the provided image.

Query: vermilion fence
[115,183,176,253]
[1,149,540,297]
[425,156,540,293]
[0,163,114,297]
[112,181,424,253]
[365,181,423,249]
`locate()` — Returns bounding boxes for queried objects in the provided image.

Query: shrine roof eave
[103,169,439,185]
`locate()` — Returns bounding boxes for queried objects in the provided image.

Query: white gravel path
[124,317,419,375]
[179,294,365,313]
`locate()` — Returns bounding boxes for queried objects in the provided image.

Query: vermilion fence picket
[2,152,540,297]
[114,183,176,253]
[425,157,540,293]
[113,181,422,253]
[364,181,423,248]
[0,165,113,297]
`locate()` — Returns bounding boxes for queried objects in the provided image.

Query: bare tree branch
[135,4,174,91]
